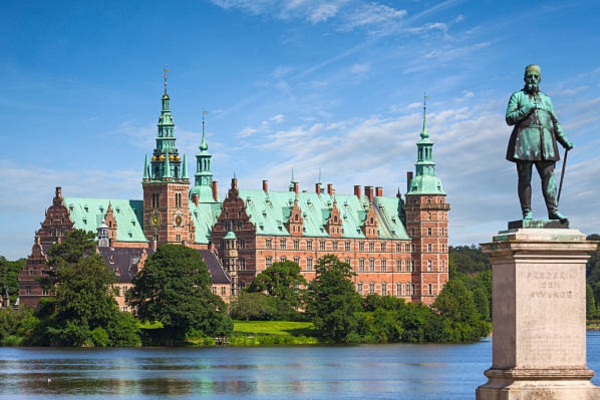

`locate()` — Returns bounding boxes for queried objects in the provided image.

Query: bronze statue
[506,64,573,222]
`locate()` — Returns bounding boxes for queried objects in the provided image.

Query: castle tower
[404,96,450,305]
[142,69,193,246]
[222,230,239,295]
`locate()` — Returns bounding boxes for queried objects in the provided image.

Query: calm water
[2,332,600,399]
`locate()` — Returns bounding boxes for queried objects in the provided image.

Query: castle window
[176,234,181,242]
[212,286,217,294]
[280,239,287,249]
[410,260,415,272]
[319,240,326,251]
[280,256,287,262]
[382,283,387,296]
[221,287,227,296]
[151,193,159,208]
[345,258,351,266]
[266,257,273,267]
[293,256,300,264]
[441,260,446,272]
[345,241,351,251]
[239,258,246,270]
[369,283,375,294]
[369,242,375,252]
[427,260,432,271]
[406,283,412,296]
[42,288,48,296]
[307,257,313,271]
[306,240,313,250]
[381,259,387,272]
[359,242,365,251]
[293,240,300,250]
[359,259,365,272]
[239,240,246,249]
[427,227,432,236]
[396,243,401,252]
[266,239,272,249]
[332,241,338,251]
[175,193,182,208]
[428,243,433,252]
[428,284,433,296]
[357,283,363,294]
[381,242,386,252]
[397,283,403,297]
[369,258,375,271]
[396,259,402,272]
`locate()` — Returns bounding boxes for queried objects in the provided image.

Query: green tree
[0,256,26,304]
[127,244,233,344]
[229,291,275,321]
[304,255,362,342]
[246,260,306,319]
[34,230,139,347]
[433,278,491,342]
[449,245,491,276]
[587,283,597,319]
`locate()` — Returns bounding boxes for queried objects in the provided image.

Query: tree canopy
[127,244,233,344]
[304,255,362,342]
[246,260,306,320]
[33,229,139,346]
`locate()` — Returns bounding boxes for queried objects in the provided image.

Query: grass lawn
[234,321,317,337]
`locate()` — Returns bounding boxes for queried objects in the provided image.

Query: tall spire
[143,67,184,183]
[189,110,215,201]
[421,93,430,139]
[406,94,445,195]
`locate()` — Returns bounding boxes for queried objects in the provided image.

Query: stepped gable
[199,250,231,285]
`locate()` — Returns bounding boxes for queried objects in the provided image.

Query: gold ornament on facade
[159,155,165,161]
[169,155,174,161]
[175,155,181,161]
[151,156,157,161]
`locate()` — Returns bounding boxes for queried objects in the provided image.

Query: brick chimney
[212,181,219,202]
[263,180,269,193]
[376,187,383,197]
[192,193,199,206]
[316,182,321,195]
[406,172,413,192]
[365,186,375,202]
[354,185,361,199]
[293,182,299,194]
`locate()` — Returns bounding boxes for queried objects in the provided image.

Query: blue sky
[1,0,600,260]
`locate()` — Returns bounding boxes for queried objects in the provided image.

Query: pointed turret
[189,110,216,202]
[406,95,445,196]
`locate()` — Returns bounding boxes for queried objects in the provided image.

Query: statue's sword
[557,148,569,205]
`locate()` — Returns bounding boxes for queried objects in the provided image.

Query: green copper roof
[237,189,409,239]
[63,197,147,242]
[224,231,237,239]
[189,200,222,244]
[406,97,446,196]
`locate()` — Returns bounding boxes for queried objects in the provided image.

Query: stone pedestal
[476,227,600,400]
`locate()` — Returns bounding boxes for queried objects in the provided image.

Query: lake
[2,332,600,399]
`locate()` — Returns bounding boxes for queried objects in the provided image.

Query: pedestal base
[476,368,600,400]
[476,227,600,399]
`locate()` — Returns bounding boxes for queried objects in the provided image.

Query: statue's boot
[523,210,533,220]
[549,211,568,223]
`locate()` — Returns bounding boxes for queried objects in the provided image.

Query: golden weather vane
[163,65,170,94]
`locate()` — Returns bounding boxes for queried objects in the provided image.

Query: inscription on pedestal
[527,271,578,300]
[518,264,584,367]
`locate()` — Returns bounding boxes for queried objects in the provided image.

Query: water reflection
[0,336,598,399]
